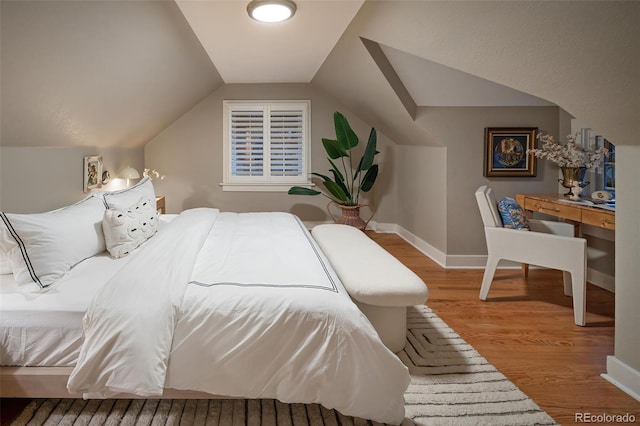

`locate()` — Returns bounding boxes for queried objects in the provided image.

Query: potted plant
[288,111,379,230]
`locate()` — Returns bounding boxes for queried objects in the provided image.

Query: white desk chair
[475,186,587,326]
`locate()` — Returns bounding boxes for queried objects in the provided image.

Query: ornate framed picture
[83,156,103,193]
[484,127,538,177]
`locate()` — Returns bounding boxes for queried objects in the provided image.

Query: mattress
[0,216,177,367]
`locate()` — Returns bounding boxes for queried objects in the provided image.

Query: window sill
[220,182,314,192]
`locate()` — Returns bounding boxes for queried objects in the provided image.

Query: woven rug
[11,305,556,426]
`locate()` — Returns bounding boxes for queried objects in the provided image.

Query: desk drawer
[524,199,581,221]
[582,209,615,230]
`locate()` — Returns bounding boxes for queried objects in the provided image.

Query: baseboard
[602,356,640,402]
[393,225,448,268]
[368,221,447,267]
[367,221,397,233]
[374,222,521,269]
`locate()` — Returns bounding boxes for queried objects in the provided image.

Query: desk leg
[522,263,529,278]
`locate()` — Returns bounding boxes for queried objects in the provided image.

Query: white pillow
[103,176,156,211]
[0,246,11,274]
[0,196,106,291]
[102,197,159,259]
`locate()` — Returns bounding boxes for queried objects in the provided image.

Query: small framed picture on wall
[83,156,103,193]
[484,127,538,177]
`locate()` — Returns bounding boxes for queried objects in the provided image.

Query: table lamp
[120,166,140,188]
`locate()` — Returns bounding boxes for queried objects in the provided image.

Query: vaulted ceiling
[1,1,222,148]
[174,0,365,84]
[2,1,635,150]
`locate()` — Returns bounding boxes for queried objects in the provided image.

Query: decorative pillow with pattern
[497,197,530,230]
[103,176,156,211]
[102,197,159,259]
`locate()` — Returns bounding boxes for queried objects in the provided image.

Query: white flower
[143,168,166,181]
[527,133,608,169]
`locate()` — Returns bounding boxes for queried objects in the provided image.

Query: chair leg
[562,271,573,296]
[570,269,586,326]
[479,256,499,300]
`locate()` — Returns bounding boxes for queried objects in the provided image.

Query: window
[222,100,311,191]
[579,128,615,198]
[603,139,615,196]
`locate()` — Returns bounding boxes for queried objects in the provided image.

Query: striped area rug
[11,305,556,426]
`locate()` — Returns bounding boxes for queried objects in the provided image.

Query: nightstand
[155,196,166,214]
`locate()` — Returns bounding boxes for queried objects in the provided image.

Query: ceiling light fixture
[247,0,296,23]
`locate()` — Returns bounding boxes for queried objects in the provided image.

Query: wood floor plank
[368,231,639,426]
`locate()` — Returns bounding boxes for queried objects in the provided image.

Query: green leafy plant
[288,111,378,206]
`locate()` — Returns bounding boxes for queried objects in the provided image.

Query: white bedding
[168,212,410,423]
[2,210,410,424]
[0,216,177,366]
[0,256,120,366]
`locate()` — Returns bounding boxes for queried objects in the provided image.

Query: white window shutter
[222,100,311,191]
[230,110,264,177]
[270,110,303,177]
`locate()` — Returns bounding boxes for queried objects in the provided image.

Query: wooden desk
[516,193,615,232]
[516,193,615,278]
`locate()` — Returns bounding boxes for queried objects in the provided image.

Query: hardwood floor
[368,231,639,426]
[2,232,638,425]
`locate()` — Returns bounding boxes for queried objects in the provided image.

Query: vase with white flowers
[527,133,608,195]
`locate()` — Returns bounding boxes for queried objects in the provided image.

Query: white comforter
[67,209,410,424]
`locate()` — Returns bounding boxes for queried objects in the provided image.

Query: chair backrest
[475,186,502,228]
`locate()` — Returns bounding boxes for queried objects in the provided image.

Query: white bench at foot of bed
[312,224,429,352]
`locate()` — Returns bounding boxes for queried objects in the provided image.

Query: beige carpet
[11,305,557,426]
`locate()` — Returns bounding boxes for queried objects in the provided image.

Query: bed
[0,178,410,425]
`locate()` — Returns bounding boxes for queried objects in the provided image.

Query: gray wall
[0,0,221,150]
[315,0,640,377]
[407,106,563,256]
[144,83,398,223]
[615,145,640,378]
[396,146,447,252]
[144,92,567,261]
[0,146,143,213]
